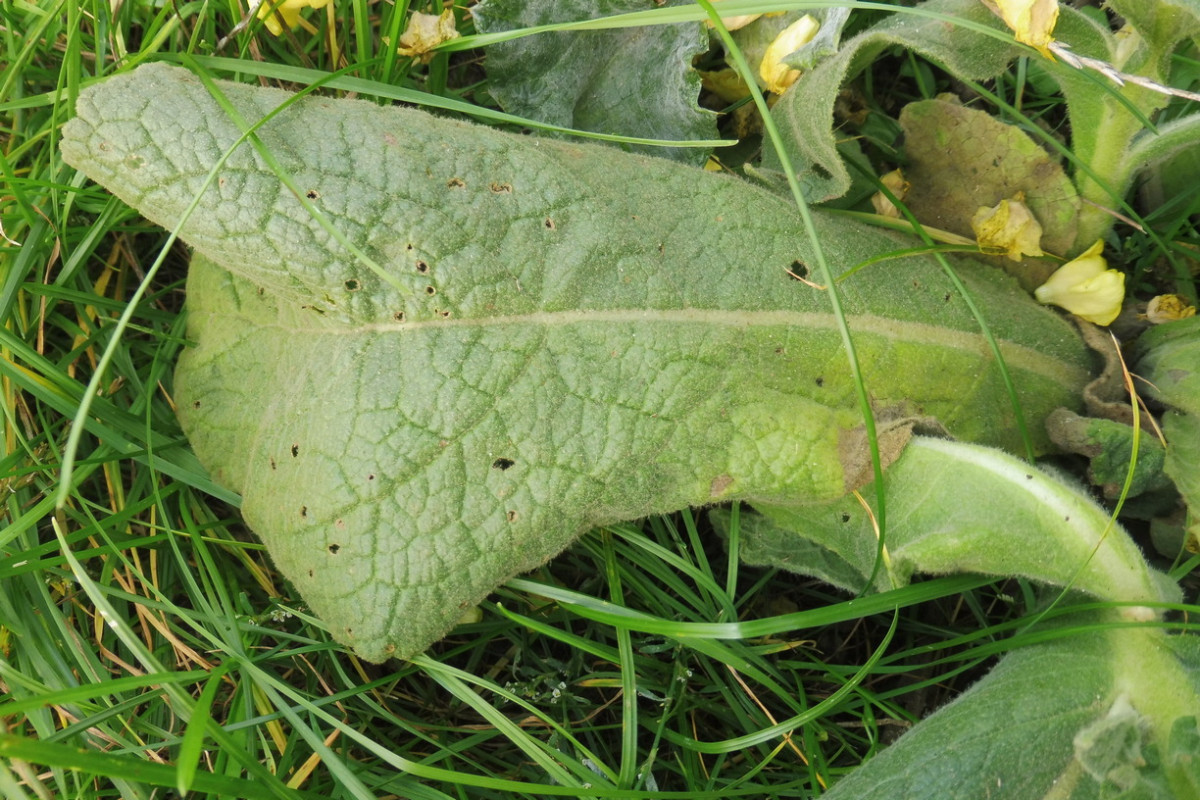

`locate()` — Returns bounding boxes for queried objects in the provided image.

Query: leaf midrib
[244,306,1089,386]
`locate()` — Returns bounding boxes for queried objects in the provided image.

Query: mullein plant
[52,1,1200,797]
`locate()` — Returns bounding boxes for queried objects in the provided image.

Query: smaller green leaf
[1121,115,1200,213]
[710,507,865,593]
[1045,408,1170,499]
[1162,411,1200,556]
[817,620,1200,800]
[1134,317,1200,417]
[1167,715,1200,797]
[739,436,1177,606]
[1134,318,1200,557]
[473,0,716,164]
[1073,694,1151,793]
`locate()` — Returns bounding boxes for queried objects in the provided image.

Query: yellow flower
[760,15,820,94]
[395,10,460,62]
[256,0,331,36]
[971,193,1044,262]
[870,169,910,218]
[1034,240,1125,325]
[991,0,1058,59]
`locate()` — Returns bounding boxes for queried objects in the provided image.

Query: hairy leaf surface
[61,64,1093,661]
[722,437,1178,606]
[472,0,715,165]
[817,617,1200,800]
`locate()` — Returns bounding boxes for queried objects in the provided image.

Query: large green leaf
[472,0,714,164]
[60,63,1094,661]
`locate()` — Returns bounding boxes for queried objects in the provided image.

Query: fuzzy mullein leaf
[1134,316,1200,416]
[1135,317,1200,554]
[1106,0,1200,78]
[900,97,1077,266]
[61,64,1095,661]
[472,0,715,165]
[816,615,1200,800]
[1045,409,1171,500]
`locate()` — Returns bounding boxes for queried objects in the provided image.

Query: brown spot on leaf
[709,474,734,497]
[838,407,946,493]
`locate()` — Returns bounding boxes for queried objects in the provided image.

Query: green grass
[3,1,1199,798]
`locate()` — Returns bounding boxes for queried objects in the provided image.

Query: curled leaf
[1035,241,1125,325]
[971,192,1044,262]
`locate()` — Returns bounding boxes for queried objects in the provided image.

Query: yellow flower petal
[256,0,330,36]
[971,193,1044,262]
[706,15,762,32]
[396,10,460,62]
[993,0,1059,59]
[1145,294,1197,324]
[870,169,910,219]
[1034,241,1125,325]
[759,15,820,95]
